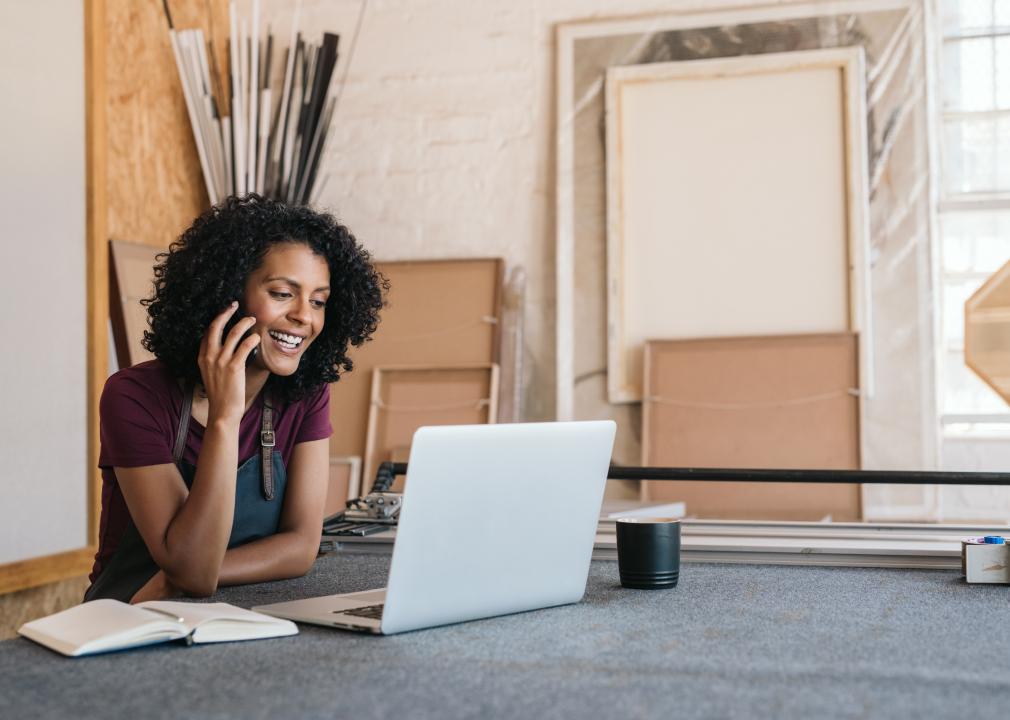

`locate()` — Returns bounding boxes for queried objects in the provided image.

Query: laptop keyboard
[338,604,384,620]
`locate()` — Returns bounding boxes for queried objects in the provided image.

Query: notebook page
[139,601,298,643]
[18,599,184,656]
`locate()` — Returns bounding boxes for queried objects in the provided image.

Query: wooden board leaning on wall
[328,259,504,494]
[642,333,862,522]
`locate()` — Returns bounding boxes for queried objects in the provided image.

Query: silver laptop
[253,420,616,635]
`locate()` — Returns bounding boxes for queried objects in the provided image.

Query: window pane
[941,211,1010,273]
[941,0,994,36]
[943,116,1010,193]
[937,2,1010,430]
[944,422,1010,435]
[997,36,1010,109]
[997,0,1010,27]
[943,349,1010,414]
[942,229,974,273]
[942,277,983,346]
[942,37,994,111]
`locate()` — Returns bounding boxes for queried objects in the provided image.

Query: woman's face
[242,242,330,377]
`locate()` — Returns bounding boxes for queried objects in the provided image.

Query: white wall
[0,1,88,563]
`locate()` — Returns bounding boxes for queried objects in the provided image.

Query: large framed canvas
[604,47,871,404]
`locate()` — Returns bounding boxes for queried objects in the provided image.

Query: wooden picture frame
[363,363,500,491]
[603,48,871,405]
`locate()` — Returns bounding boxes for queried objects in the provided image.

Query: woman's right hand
[198,302,261,425]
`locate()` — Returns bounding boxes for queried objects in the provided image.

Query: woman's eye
[312,300,327,309]
[270,291,292,300]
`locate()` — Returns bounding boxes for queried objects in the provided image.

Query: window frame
[934,0,1010,436]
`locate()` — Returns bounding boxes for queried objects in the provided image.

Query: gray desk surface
[2,554,1008,719]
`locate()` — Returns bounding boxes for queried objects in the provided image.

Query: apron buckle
[261,430,276,447]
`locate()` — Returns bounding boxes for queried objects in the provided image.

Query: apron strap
[175,380,276,501]
[261,398,276,500]
[173,382,194,465]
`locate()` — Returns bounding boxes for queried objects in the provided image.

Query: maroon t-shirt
[89,360,332,584]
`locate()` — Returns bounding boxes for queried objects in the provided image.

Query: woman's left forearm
[216,530,321,586]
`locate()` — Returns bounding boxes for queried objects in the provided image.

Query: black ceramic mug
[615,517,681,589]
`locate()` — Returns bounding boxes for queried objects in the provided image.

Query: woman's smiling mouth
[268,329,305,352]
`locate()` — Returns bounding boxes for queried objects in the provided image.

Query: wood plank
[0,548,95,596]
[86,0,108,553]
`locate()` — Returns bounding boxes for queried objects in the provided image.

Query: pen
[143,606,185,623]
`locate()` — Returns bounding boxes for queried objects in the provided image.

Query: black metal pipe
[604,466,1010,485]
[385,462,1010,485]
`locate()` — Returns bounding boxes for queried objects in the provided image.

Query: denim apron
[84,384,286,602]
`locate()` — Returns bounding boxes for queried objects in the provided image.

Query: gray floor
[2,553,1008,719]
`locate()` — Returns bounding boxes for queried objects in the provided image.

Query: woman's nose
[289,297,312,324]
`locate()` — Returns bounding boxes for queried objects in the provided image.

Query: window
[937,0,1010,436]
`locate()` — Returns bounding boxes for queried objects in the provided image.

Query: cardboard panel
[109,239,160,368]
[642,333,861,521]
[328,259,503,462]
[364,364,499,491]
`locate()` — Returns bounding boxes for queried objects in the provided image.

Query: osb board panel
[106,0,229,247]
[364,364,499,492]
[642,333,861,521]
[329,259,503,466]
[109,239,160,367]
[0,574,90,641]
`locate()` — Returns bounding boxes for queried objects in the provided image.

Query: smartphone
[221,302,259,366]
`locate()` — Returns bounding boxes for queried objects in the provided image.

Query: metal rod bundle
[164,0,339,206]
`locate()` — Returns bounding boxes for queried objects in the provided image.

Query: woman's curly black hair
[142,194,387,404]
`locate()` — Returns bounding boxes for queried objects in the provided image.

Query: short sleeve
[98,371,175,468]
[294,383,333,444]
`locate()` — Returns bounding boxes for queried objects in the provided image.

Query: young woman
[85,195,386,603]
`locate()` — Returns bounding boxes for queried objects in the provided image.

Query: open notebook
[18,599,298,657]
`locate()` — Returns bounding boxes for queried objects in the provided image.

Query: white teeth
[269,330,303,348]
